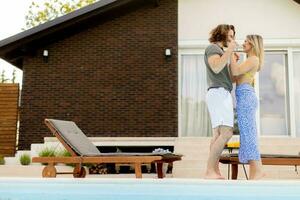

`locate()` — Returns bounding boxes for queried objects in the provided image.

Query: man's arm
[207,41,236,74]
[208,50,234,74]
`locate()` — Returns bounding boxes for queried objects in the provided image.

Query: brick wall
[19,0,178,149]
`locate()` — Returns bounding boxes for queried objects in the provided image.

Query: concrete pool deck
[0,165,171,178]
[1,164,300,180]
[2,137,300,180]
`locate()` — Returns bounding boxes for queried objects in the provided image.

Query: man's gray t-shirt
[204,44,232,92]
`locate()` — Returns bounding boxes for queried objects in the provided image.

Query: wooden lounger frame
[32,119,182,178]
[220,154,300,179]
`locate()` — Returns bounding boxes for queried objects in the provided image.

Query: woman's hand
[228,40,238,51]
[232,52,240,63]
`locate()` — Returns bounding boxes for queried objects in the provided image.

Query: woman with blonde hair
[230,35,265,180]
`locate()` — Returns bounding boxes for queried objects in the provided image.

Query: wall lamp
[43,50,49,63]
[165,48,172,59]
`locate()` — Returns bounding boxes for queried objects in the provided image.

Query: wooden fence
[0,83,19,156]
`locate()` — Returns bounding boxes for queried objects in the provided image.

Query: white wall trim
[178,50,182,137]
[287,48,296,137]
[179,39,300,49]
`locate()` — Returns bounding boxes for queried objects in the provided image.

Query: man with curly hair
[204,24,237,179]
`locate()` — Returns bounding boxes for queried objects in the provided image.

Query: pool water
[0,178,300,200]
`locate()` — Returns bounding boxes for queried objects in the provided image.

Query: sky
[0,0,41,84]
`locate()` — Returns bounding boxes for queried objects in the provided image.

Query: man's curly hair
[209,24,235,46]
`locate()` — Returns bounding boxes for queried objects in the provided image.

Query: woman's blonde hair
[246,35,264,70]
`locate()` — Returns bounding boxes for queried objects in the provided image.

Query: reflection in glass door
[259,52,289,136]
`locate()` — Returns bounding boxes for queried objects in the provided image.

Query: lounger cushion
[48,119,101,156]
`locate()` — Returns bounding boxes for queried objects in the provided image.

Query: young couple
[204,24,265,180]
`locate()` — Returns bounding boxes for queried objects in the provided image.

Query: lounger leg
[231,164,238,179]
[242,164,249,180]
[156,163,164,179]
[134,163,142,178]
[73,164,87,178]
[227,163,230,179]
[42,163,57,178]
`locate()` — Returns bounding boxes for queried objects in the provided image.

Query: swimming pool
[0,178,300,200]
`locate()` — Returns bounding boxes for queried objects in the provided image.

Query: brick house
[0,0,178,150]
[1,0,300,179]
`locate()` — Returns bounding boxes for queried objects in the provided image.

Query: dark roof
[0,0,159,69]
[294,0,300,4]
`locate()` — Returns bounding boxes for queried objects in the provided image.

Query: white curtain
[293,52,300,137]
[259,53,288,136]
[180,54,212,137]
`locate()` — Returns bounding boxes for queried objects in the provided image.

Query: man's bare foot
[204,172,225,179]
[249,172,266,180]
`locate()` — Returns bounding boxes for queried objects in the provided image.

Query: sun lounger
[220,153,300,179]
[32,119,182,178]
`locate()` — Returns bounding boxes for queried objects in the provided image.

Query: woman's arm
[230,55,259,76]
[229,53,239,82]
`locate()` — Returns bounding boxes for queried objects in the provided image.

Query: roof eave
[0,0,158,69]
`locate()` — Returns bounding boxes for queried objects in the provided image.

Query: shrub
[56,149,74,167]
[19,153,31,165]
[38,147,57,165]
[38,147,56,157]
[56,149,72,157]
[56,149,92,168]
[0,155,5,165]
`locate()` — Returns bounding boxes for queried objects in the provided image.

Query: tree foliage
[25,0,99,29]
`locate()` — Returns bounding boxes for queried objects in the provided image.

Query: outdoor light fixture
[165,48,172,58]
[43,50,49,63]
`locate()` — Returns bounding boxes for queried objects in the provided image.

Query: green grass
[38,147,56,157]
[19,153,31,165]
[38,147,57,165]
[55,149,75,167]
[56,149,72,157]
[38,148,93,168]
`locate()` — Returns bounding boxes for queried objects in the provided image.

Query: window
[259,52,289,136]
[179,48,300,137]
[179,54,212,137]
